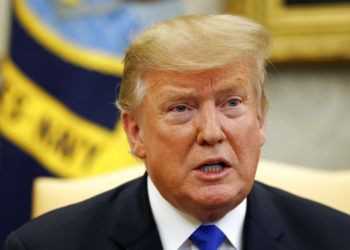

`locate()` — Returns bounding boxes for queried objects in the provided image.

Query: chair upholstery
[32,159,350,218]
[256,160,350,214]
[32,165,145,218]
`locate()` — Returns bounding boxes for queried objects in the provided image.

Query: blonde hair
[117,14,272,115]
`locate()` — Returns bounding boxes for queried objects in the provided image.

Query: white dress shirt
[147,176,247,250]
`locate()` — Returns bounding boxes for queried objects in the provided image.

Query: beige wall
[263,64,350,170]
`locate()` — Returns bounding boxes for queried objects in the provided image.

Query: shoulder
[5,176,145,250]
[250,181,350,247]
[252,181,350,220]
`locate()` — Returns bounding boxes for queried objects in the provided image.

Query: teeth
[200,164,224,173]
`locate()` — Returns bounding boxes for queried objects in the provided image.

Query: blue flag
[0,0,182,244]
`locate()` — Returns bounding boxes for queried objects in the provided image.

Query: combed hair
[117,14,272,116]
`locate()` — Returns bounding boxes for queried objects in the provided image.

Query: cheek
[142,122,194,175]
[145,121,195,155]
[145,150,188,204]
[143,123,198,191]
[226,116,261,172]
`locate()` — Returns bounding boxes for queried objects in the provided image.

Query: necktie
[190,225,226,250]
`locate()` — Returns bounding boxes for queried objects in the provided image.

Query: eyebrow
[155,78,249,105]
[156,86,197,104]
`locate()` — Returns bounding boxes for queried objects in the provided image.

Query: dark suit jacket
[5,174,350,250]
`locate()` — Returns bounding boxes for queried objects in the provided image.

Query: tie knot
[190,225,226,250]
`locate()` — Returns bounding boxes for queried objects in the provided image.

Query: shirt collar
[147,176,247,250]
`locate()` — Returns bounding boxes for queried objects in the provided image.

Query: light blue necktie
[190,225,226,250]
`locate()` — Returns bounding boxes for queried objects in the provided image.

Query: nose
[196,104,226,146]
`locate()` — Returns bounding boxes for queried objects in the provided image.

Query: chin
[189,189,245,222]
[192,201,236,222]
[202,183,246,204]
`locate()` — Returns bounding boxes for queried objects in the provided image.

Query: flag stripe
[14,0,124,75]
[0,60,138,177]
[10,10,119,129]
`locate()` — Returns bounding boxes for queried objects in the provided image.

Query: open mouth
[197,162,228,173]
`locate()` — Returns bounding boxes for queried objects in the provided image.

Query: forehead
[143,61,256,96]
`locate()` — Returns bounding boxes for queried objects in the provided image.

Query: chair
[256,159,350,214]
[32,165,145,218]
[32,159,350,218]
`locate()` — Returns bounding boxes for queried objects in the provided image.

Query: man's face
[122,61,266,222]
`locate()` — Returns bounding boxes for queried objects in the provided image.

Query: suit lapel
[244,182,289,250]
[108,177,290,250]
[109,174,163,250]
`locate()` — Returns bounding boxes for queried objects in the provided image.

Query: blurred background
[1,0,350,246]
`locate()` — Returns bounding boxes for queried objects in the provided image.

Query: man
[5,14,350,250]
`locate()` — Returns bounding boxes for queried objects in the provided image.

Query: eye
[166,104,193,124]
[171,105,188,112]
[227,98,241,107]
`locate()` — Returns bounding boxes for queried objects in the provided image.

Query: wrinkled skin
[122,61,266,222]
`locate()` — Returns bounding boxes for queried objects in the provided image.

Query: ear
[258,114,267,147]
[121,112,146,159]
